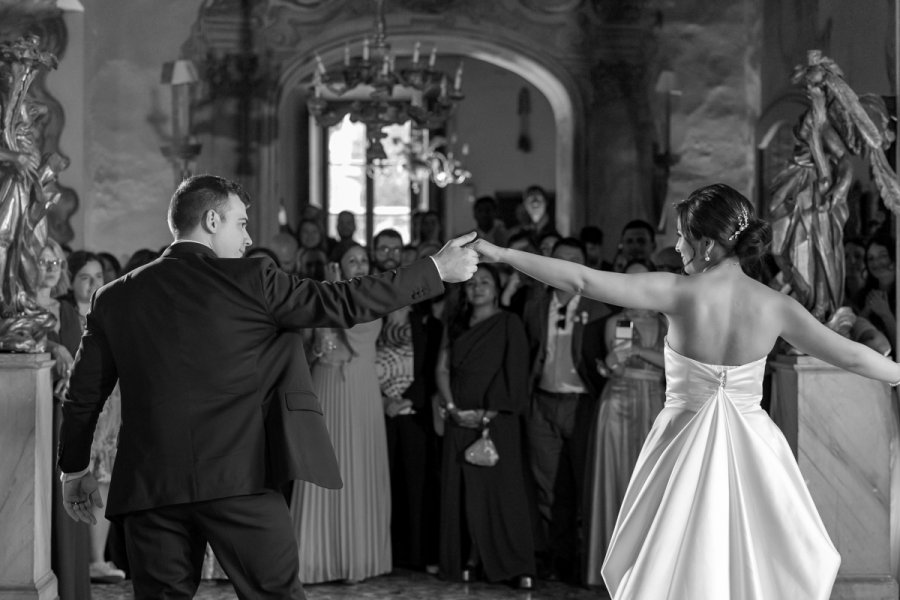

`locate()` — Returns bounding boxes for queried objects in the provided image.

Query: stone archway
[255,32,581,244]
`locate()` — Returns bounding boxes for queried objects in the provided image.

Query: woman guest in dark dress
[435,264,536,590]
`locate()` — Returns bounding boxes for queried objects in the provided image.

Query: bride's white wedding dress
[601,340,840,599]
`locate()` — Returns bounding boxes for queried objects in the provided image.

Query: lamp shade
[161,59,199,86]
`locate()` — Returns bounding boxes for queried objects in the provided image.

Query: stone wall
[15,0,772,261]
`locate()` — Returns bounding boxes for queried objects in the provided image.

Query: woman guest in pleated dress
[290,243,392,584]
[470,183,900,600]
[584,259,667,586]
[435,264,536,590]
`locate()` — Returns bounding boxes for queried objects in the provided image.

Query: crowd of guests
[43,186,898,596]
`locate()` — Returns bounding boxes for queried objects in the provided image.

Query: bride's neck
[702,255,741,273]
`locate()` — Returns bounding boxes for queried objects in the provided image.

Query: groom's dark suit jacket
[58,241,443,518]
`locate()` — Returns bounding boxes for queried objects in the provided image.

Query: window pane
[371,122,412,242]
[327,116,367,241]
[328,116,366,166]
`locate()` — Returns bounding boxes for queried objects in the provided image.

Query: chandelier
[307,0,464,163]
[398,129,471,193]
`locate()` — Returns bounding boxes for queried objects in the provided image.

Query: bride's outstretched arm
[780,294,900,384]
[469,240,682,314]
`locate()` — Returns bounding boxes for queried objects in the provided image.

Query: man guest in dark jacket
[57,175,478,599]
[521,237,611,583]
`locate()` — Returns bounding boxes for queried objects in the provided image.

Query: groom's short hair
[168,175,250,236]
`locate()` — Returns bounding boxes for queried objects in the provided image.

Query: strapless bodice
[664,341,766,413]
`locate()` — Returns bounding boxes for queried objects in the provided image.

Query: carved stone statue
[768,50,900,323]
[0,34,63,352]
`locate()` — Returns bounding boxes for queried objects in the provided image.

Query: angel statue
[769,50,900,325]
[0,35,64,352]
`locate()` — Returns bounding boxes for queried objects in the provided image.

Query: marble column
[771,355,898,600]
[0,354,58,600]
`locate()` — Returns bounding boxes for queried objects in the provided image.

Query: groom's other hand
[62,472,103,524]
[431,231,479,283]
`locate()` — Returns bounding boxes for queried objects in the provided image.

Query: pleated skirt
[290,360,392,583]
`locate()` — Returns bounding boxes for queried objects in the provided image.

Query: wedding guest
[618,220,656,263]
[298,218,327,253]
[270,232,299,273]
[473,196,509,247]
[97,251,122,285]
[65,251,127,584]
[37,240,92,598]
[584,259,667,585]
[652,246,684,274]
[436,264,535,589]
[420,210,444,246]
[295,246,328,280]
[330,210,359,260]
[500,232,541,316]
[580,225,611,270]
[290,243,392,583]
[857,234,897,349]
[538,231,561,257]
[521,237,611,583]
[122,248,159,274]
[374,232,443,573]
[510,185,556,244]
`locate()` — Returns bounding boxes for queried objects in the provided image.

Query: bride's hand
[466,238,503,263]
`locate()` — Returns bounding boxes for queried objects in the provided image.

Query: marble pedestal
[771,355,898,600]
[0,354,58,600]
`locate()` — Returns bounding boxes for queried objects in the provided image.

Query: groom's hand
[62,472,103,525]
[432,232,479,283]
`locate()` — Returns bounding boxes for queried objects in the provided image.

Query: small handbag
[464,427,500,467]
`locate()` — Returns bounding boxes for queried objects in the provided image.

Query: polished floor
[90,569,608,599]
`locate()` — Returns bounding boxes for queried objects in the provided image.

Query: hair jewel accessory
[728,206,750,241]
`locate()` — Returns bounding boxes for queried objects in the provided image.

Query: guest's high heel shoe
[516,575,535,590]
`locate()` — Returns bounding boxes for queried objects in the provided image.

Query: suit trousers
[527,389,594,579]
[122,489,305,600]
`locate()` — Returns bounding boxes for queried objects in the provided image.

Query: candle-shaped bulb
[454,61,464,91]
[382,54,389,75]
[412,41,420,65]
[315,52,327,75]
[344,43,351,66]
[428,45,437,68]
[440,75,447,97]
[363,37,370,61]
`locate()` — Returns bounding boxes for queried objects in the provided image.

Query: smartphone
[615,319,634,352]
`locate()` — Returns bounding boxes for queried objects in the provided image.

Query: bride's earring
[704,254,711,262]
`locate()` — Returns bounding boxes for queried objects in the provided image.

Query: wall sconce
[160,59,202,181]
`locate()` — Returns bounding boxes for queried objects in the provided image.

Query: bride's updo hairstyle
[675,183,772,272]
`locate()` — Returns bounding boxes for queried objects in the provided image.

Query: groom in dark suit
[57,175,478,599]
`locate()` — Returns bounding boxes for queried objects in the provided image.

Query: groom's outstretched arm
[266,232,478,330]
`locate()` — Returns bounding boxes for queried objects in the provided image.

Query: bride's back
[665,266,786,366]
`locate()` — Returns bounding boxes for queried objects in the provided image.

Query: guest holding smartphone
[584,259,667,586]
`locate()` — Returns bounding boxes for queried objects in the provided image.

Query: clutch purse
[464,427,500,467]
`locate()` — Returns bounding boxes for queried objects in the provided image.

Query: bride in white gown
[470,183,900,600]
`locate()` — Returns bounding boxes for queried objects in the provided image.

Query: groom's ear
[201,209,218,234]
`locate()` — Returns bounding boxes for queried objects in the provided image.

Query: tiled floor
[91,569,609,599]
